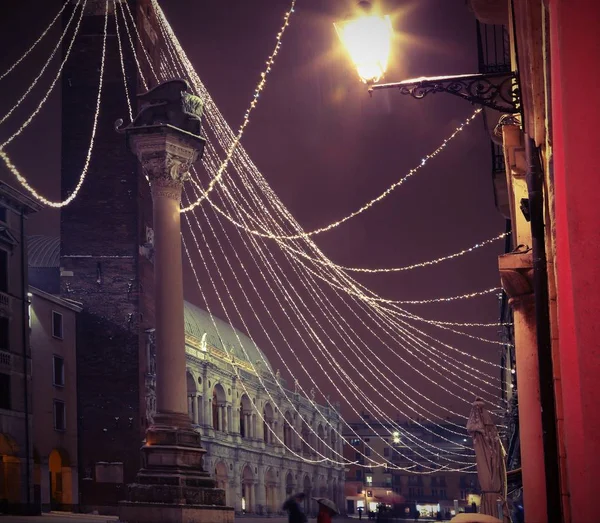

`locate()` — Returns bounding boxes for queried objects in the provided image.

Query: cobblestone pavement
[0,514,314,523]
[0,514,365,523]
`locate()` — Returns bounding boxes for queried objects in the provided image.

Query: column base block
[120,415,232,522]
[118,502,234,523]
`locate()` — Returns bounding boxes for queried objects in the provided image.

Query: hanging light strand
[0,0,71,82]
[114,2,133,122]
[186,144,494,445]
[0,0,85,146]
[0,0,109,209]
[0,0,81,126]
[176,0,297,213]
[181,189,475,470]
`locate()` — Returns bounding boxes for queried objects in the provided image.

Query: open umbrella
[467,398,510,523]
[312,497,339,514]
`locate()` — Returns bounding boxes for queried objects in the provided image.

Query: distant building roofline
[0,180,42,215]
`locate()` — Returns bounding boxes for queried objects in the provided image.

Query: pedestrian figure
[358,506,363,520]
[317,501,335,523]
[283,493,307,523]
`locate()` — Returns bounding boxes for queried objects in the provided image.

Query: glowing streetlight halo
[334,1,394,84]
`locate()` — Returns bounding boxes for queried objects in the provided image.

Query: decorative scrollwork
[372,72,520,114]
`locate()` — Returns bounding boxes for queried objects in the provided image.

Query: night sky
[0,0,506,421]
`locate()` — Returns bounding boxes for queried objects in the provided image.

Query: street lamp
[334,1,393,84]
[335,1,519,113]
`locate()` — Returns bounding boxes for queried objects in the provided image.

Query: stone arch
[285,470,295,496]
[318,478,327,497]
[317,423,325,455]
[303,474,312,514]
[187,370,199,423]
[0,433,21,506]
[283,411,293,448]
[301,420,310,455]
[264,466,278,513]
[330,427,337,458]
[263,402,274,444]
[240,393,253,438]
[241,464,254,513]
[48,447,72,510]
[212,383,227,431]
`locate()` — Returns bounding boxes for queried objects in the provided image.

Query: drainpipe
[20,209,32,512]
[525,135,562,522]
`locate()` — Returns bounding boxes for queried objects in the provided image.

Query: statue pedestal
[118,418,234,523]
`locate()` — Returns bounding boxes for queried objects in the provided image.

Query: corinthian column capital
[128,129,203,202]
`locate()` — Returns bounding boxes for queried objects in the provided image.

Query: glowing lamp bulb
[335,5,393,84]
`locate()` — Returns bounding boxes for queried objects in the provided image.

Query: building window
[383,447,390,457]
[0,373,10,410]
[366,475,373,486]
[0,206,6,223]
[0,249,7,293]
[54,400,66,431]
[365,447,371,456]
[0,317,8,350]
[52,311,63,339]
[356,469,362,480]
[53,356,65,387]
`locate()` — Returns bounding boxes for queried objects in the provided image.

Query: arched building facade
[144,302,345,514]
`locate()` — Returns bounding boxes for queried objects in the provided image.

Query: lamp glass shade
[335,13,393,83]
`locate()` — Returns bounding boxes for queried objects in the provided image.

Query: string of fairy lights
[152,8,506,374]
[0,0,517,473]
[151,15,488,470]
[0,0,108,209]
[178,0,298,213]
[0,0,71,82]
[155,0,506,454]
[150,21,482,470]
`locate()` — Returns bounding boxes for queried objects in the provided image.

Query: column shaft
[512,296,548,523]
[152,188,188,416]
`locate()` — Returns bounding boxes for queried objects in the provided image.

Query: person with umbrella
[313,497,339,523]
[283,493,308,523]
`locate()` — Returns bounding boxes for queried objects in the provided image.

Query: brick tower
[60,0,159,511]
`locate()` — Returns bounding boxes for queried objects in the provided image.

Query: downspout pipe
[20,209,32,513]
[525,135,562,522]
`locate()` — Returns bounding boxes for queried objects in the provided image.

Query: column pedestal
[117,80,233,523]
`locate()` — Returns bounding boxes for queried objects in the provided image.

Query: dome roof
[184,301,273,371]
[23,237,270,371]
[27,235,60,267]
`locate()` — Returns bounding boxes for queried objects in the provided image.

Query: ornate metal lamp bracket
[369,72,520,114]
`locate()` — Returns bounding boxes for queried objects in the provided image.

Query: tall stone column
[499,249,548,523]
[118,79,233,523]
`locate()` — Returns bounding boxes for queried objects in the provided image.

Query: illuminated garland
[175,0,298,213]
[0,0,71,82]
[182,189,475,470]
[114,2,133,122]
[115,0,148,90]
[0,0,109,209]
[149,2,498,470]
[185,146,488,449]
[0,0,80,126]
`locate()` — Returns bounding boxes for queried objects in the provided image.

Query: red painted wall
[550,1,600,521]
